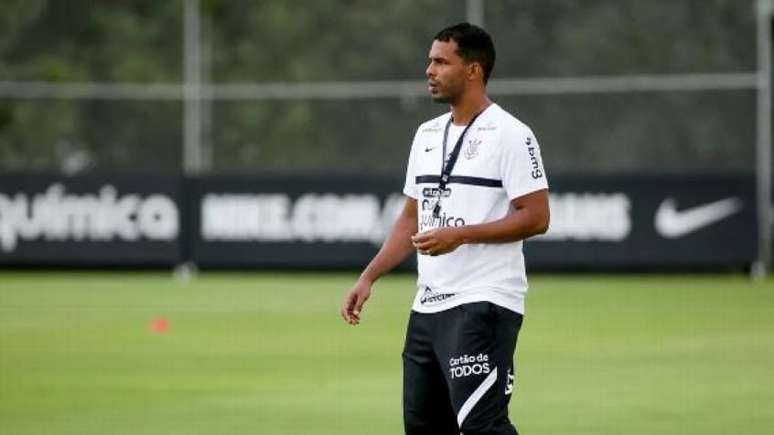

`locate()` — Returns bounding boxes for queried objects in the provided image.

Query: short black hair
[434,23,496,83]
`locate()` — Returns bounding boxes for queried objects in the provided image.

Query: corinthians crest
[464,137,482,159]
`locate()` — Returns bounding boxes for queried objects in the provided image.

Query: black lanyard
[433,110,485,218]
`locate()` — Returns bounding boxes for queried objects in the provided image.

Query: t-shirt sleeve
[500,125,549,200]
[402,129,421,199]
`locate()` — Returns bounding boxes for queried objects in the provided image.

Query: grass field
[1,272,773,435]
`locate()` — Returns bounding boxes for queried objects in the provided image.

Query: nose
[425,62,434,79]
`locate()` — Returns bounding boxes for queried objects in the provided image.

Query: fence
[0,0,769,271]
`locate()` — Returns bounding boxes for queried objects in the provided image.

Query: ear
[467,62,483,82]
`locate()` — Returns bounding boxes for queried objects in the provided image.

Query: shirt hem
[411,292,524,315]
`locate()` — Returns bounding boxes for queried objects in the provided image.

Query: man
[340,23,549,435]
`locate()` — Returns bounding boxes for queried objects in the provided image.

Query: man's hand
[341,278,372,325]
[411,227,464,256]
[339,198,417,326]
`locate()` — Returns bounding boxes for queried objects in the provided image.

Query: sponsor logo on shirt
[477,122,497,131]
[525,136,543,179]
[449,353,491,379]
[422,187,452,198]
[419,206,466,231]
[421,121,443,133]
[420,286,456,305]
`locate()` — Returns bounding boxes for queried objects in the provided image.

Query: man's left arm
[411,188,549,256]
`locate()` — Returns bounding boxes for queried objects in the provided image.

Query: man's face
[426,39,468,104]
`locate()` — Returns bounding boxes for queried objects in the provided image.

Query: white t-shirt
[402,103,548,314]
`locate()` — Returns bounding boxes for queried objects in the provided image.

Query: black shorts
[402,302,523,435]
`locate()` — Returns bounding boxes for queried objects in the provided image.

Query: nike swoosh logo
[424,147,436,152]
[654,197,742,239]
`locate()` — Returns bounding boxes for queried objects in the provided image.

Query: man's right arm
[340,197,418,325]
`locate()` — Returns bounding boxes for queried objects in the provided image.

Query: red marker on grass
[149,318,170,334]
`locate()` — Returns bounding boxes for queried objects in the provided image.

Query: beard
[430,89,461,104]
[429,80,463,104]
[431,94,452,104]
